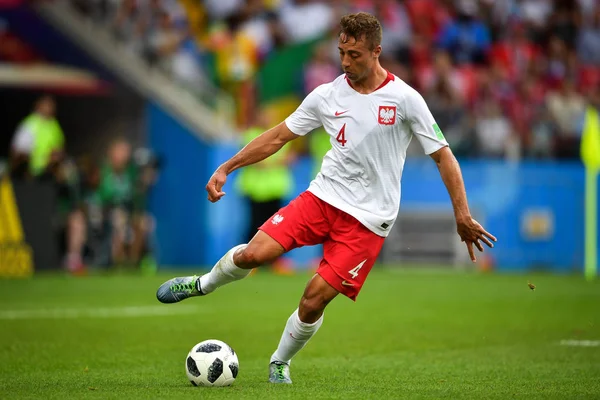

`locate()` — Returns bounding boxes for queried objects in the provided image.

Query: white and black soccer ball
[185,339,239,387]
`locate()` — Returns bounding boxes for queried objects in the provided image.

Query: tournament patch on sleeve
[433,123,445,140]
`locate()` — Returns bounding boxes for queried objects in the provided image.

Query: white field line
[559,340,600,347]
[0,305,198,320]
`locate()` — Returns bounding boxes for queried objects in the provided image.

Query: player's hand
[205,168,227,203]
[456,217,497,263]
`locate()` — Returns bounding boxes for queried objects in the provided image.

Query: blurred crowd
[9,95,159,275]
[69,0,600,160]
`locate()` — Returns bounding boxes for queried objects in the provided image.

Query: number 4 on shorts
[349,259,367,279]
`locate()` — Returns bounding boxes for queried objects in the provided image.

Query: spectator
[303,41,340,94]
[209,15,260,127]
[546,79,585,158]
[474,99,518,160]
[529,105,556,158]
[112,0,145,53]
[279,0,334,44]
[548,0,580,50]
[10,95,64,180]
[417,50,469,102]
[578,0,597,25]
[59,158,88,275]
[204,0,245,21]
[488,62,517,112]
[425,76,472,156]
[577,6,600,66]
[80,159,109,267]
[490,21,540,81]
[405,0,450,43]
[145,12,184,73]
[479,0,518,32]
[544,35,571,88]
[240,4,287,60]
[353,0,412,61]
[98,138,152,267]
[507,75,547,150]
[437,0,491,65]
[519,0,554,43]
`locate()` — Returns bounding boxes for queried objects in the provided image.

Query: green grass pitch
[1,268,599,399]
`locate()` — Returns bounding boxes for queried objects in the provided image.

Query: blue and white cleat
[156,275,204,304]
[269,361,292,384]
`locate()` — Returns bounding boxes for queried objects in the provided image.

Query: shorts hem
[316,269,358,302]
[257,227,293,252]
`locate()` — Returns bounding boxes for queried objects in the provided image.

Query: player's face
[338,33,381,84]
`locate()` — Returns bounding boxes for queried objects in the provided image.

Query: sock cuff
[228,244,247,268]
[293,308,324,329]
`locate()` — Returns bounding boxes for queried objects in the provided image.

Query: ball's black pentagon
[186,356,201,377]
[196,343,222,353]
[229,362,239,378]
[207,358,224,383]
[190,380,197,386]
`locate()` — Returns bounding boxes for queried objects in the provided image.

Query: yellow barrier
[0,176,33,278]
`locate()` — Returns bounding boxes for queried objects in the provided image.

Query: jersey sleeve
[53,121,65,150]
[11,124,35,153]
[284,85,325,136]
[404,88,449,155]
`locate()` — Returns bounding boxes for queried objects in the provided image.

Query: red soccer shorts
[259,191,385,301]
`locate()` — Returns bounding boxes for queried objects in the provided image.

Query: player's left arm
[429,146,497,262]
[404,86,497,262]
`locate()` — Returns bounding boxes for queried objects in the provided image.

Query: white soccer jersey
[285,72,448,237]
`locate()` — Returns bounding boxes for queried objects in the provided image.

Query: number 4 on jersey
[349,259,367,278]
[336,123,347,146]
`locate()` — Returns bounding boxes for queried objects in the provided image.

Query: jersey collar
[345,70,395,94]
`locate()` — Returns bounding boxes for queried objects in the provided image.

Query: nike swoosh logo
[335,110,349,116]
[341,280,355,287]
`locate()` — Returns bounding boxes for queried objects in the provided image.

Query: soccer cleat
[269,361,292,384]
[156,275,204,304]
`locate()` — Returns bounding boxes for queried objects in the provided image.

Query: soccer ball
[185,339,239,387]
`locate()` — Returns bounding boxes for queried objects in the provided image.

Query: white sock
[198,244,250,294]
[270,308,324,365]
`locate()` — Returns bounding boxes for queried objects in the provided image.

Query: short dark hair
[339,12,382,50]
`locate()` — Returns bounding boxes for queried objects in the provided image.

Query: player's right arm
[206,83,327,203]
[206,122,299,203]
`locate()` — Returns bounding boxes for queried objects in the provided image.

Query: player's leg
[198,230,286,293]
[317,210,386,301]
[268,210,386,383]
[269,274,338,384]
[156,191,329,304]
[156,231,285,303]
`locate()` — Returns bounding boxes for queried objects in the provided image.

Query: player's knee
[235,246,274,268]
[298,293,329,323]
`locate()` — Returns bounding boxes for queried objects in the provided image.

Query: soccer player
[157,12,497,384]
